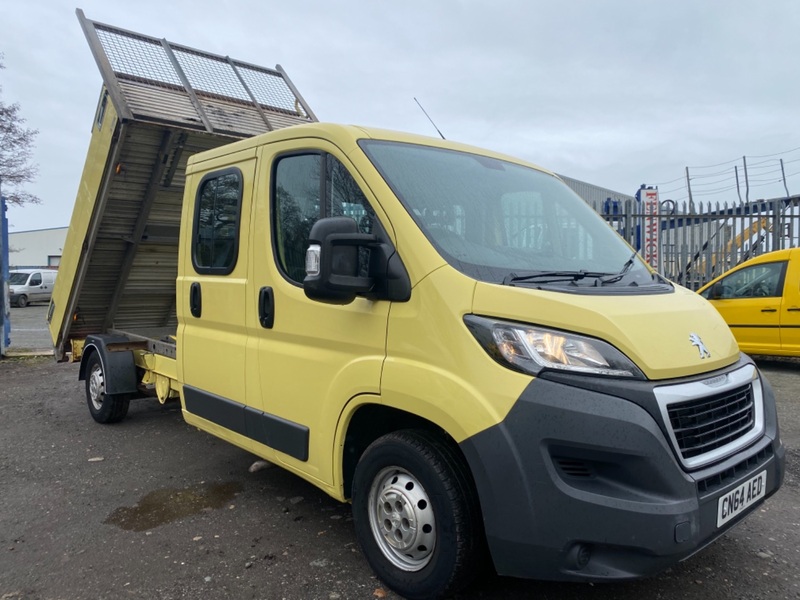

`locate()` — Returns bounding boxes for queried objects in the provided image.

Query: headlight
[464,315,644,379]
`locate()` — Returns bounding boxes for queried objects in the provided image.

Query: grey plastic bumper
[460,370,785,581]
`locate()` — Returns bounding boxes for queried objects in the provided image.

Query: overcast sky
[2,0,799,232]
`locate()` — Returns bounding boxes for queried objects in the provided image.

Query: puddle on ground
[104,481,243,532]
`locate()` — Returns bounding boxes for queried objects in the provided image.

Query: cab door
[42,272,55,300]
[28,272,44,302]
[178,152,256,421]
[780,249,800,353]
[246,141,392,487]
[706,260,786,354]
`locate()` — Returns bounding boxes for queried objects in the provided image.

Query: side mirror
[303,217,377,304]
[710,282,725,299]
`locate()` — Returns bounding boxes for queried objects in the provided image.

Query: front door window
[273,153,378,284]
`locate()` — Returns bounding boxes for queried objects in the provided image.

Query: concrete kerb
[2,348,54,358]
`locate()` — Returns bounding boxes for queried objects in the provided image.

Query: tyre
[351,430,485,600]
[16,295,28,308]
[85,353,130,423]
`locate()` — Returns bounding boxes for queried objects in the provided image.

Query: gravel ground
[0,349,797,599]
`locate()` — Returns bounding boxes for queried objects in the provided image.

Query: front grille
[655,364,764,470]
[667,383,755,460]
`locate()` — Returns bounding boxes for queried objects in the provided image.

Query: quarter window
[193,169,243,274]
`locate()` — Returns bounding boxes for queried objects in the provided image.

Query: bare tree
[0,54,40,206]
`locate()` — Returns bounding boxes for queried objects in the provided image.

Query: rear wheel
[85,353,130,423]
[351,430,485,600]
[16,295,28,308]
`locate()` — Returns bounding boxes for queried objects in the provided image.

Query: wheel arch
[338,402,474,502]
[78,334,139,396]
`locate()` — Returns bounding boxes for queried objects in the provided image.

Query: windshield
[8,272,30,285]
[360,140,665,292]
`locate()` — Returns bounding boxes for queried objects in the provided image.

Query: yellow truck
[50,12,785,600]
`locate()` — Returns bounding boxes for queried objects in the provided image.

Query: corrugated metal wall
[559,174,636,205]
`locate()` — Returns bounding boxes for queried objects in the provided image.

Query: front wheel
[85,353,130,423]
[351,430,485,600]
[16,295,28,308]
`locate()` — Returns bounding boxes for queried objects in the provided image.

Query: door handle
[190,282,202,318]
[258,286,274,329]
[788,307,800,312]
[760,308,777,313]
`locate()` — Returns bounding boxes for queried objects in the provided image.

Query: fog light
[577,544,592,569]
[568,543,592,570]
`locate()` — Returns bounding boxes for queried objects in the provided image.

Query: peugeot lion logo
[689,333,711,359]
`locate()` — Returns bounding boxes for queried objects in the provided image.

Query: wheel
[85,353,130,423]
[351,430,485,600]
[16,295,28,308]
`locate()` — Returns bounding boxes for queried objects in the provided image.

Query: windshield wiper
[598,251,639,285]
[502,270,613,286]
[503,253,640,286]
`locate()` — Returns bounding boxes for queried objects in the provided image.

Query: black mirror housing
[304,217,377,304]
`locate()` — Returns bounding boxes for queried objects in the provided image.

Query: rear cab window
[192,168,243,275]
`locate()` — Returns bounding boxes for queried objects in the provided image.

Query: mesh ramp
[78,8,316,135]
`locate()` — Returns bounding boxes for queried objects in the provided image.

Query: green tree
[0,54,39,205]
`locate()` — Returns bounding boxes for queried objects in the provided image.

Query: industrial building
[7,227,68,269]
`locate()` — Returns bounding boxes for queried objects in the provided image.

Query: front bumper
[459,360,785,581]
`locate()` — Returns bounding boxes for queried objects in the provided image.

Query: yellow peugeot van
[57,123,785,600]
[177,126,783,597]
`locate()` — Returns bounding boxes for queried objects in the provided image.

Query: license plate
[717,470,767,528]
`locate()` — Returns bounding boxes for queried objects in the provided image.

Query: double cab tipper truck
[50,11,785,599]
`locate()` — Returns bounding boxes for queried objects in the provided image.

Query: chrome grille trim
[654,364,764,470]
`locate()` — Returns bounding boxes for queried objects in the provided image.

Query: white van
[8,269,57,307]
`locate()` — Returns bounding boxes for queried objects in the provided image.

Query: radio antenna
[414,97,446,140]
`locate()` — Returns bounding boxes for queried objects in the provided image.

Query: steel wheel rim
[367,466,436,572]
[88,364,105,411]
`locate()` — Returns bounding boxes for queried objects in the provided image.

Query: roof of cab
[186,122,555,176]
